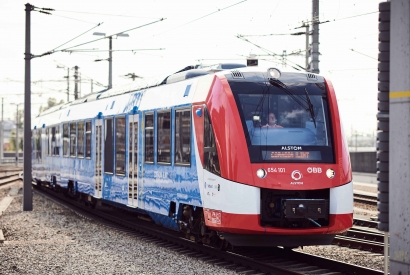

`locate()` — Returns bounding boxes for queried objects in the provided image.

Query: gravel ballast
[0,184,385,274]
[0,188,237,275]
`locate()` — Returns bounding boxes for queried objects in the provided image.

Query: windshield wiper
[305,88,316,128]
[269,78,317,128]
[268,78,308,110]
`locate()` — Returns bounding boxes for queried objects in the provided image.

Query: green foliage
[39,97,64,113]
[8,130,22,151]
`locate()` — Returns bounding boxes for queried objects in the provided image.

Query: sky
[0,0,381,138]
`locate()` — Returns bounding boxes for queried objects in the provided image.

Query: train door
[39,128,44,179]
[128,114,139,207]
[95,119,103,198]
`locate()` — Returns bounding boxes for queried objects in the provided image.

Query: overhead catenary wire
[153,0,247,37]
[53,9,161,19]
[61,18,165,51]
[36,18,165,58]
[64,48,165,53]
[239,32,307,37]
[328,68,376,72]
[236,35,278,56]
[350,49,377,60]
[51,14,100,24]
[51,22,104,52]
[325,11,378,23]
[236,36,306,70]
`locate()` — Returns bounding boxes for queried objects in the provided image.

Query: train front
[193,67,353,247]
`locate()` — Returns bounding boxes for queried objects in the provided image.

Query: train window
[104,118,114,173]
[204,108,220,176]
[70,123,77,157]
[77,122,84,158]
[51,127,56,156]
[145,113,154,163]
[46,128,50,156]
[55,126,60,156]
[31,130,35,161]
[85,121,91,158]
[35,129,42,162]
[175,109,191,165]
[63,123,69,157]
[157,111,171,164]
[115,116,126,175]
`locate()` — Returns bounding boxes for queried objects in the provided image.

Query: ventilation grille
[231,70,244,79]
[306,73,317,81]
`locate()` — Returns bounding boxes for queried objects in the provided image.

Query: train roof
[35,64,324,119]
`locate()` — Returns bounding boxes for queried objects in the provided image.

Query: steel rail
[354,193,378,206]
[34,186,383,275]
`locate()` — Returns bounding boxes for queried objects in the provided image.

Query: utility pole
[310,0,320,73]
[91,79,93,93]
[24,3,33,211]
[304,22,310,71]
[79,72,82,98]
[58,65,70,102]
[108,36,112,89]
[389,0,410,273]
[93,32,129,90]
[15,105,18,166]
[282,50,287,68]
[74,66,79,100]
[66,68,69,102]
[1,98,3,164]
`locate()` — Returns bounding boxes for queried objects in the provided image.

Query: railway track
[332,218,385,254]
[353,191,378,206]
[34,185,383,275]
[0,168,23,188]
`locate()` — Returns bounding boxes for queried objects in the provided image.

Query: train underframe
[34,176,349,249]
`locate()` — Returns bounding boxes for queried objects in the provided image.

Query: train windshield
[230,81,334,163]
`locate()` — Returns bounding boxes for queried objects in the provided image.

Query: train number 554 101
[267,168,285,173]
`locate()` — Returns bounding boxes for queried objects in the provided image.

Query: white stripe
[330,181,353,214]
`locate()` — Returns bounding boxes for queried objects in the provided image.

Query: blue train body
[32,80,202,230]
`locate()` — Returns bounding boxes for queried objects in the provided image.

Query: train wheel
[216,238,229,251]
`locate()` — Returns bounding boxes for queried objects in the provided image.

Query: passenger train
[32,64,353,247]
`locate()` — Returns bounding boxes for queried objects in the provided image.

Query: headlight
[268,68,281,79]
[256,168,267,179]
[326,169,335,179]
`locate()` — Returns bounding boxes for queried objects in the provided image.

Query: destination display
[262,151,322,161]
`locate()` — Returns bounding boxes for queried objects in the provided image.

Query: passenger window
[77,122,84,158]
[51,127,56,156]
[85,121,91,158]
[204,109,220,176]
[104,118,114,173]
[175,109,191,165]
[115,117,126,175]
[55,126,60,156]
[70,123,77,157]
[145,113,154,163]
[157,111,171,164]
[63,123,69,157]
[35,129,42,162]
[46,128,50,156]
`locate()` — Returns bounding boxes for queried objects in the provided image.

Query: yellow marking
[390,91,410,99]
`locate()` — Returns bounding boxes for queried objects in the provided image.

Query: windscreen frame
[229,80,335,164]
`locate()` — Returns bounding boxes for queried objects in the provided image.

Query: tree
[16,109,24,129]
[9,130,23,151]
[39,97,64,113]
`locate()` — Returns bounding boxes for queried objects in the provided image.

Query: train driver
[262,112,283,128]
